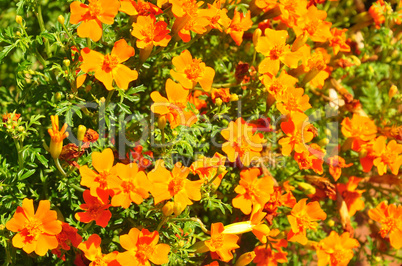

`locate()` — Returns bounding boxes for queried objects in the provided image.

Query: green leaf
[0,44,16,62]
[19,169,35,180]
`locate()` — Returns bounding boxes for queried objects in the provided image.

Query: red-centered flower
[78,234,119,266]
[70,0,120,41]
[337,176,365,217]
[341,114,377,151]
[6,199,62,256]
[80,39,138,91]
[52,222,82,259]
[75,189,112,228]
[328,156,353,182]
[226,9,253,46]
[119,0,162,16]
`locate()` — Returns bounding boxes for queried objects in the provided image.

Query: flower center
[184,59,204,81]
[121,180,136,194]
[210,234,224,249]
[89,0,102,17]
[102,54,119,73]
[307,53,326,71]
[379,218,395,238]
[94,171,110,190]
[269,44,285,60]
[136,244,155,264]
[21,219,43,243]
[168,177,185,195]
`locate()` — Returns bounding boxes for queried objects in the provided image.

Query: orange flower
[170,50,215,91]
[277,0,308,28]
[148,160,203,215]
[221,117,265,167]
[287,198,327,245]
[79,148,117,197]
[211,88,231,103]
[368,202,402,249]
[328,156,353,182]
[80,39,138,91]
[294,5,332,43]
[301,46,331,89]
[264,186,296,224]
[52,222,82,259]
[119,0,162,16]
[279,112,315,156]
[117,228,170,265]
[260,70,298,99]
[150,79,197,129]
[226,10,253,46]
[48,115,69,159]
[329,28,350,55]
[316,231,359,266]
[341,114,377,151]
[198,1,231,32]
[255,0,278,13]
[205,222,240,262]
[232,168,274,214]
[253,245,288,266]
[256,29,301,75]
[276,86,311,115]
[293,143,324,174]
[368,0,386,28]
[78,234,119,265]
[70,0,120,41]
[75,189,112,228]
[336,176,365,217]
[6,199,62,256]
[372,136,402,175]
[131,14,171,60]
[190,153,227,187]
[108,163,151,209]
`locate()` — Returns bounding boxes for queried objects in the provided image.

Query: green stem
[86,38,91,49]
[34,49,47,67]
[69,183,85,192]
[36,5,52,58]
[13,138,23,171]
[54,158,67,177]
[156,217,169,231]
[170,217,210,234]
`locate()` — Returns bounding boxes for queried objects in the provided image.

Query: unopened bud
[18,126,24,132]
[16,31,21,36]
[318,138,329,147]
[230,94,239,102]
[77,125,86,141]
[389,85,398,99]
[253,28,262,47]
[162,201,174,216]
[16,15,23,25]
[58,15,65,25]
[215,98,223,106]
[100,97,106,103]
[55,92,62,102]
[158,116,167,130]
[217,165,226,175]
[63,59,70,67]
[327,219,335,227]
[234,251,256,266]
[298,182,316,195]
[359,148,368,158]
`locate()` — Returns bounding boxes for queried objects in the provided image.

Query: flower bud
[63,59,70,67]
[77,125,86,141]
[217,165,226,175]
[58,15,65,25]
[55,92,62,102]
[100,97,106,103]
[318,138,329,147]
[16,31,21,36]
[327,219,335,227]
[230,94,239,102]
[223,221,253,234]
[253,28,262,47]
[234,251,256,266]
[215,98,223,106]
[298,182,316,195]
[16,15,23,25]
[162,201,174,216]
[158,116,167,130]
[389,85,398,99]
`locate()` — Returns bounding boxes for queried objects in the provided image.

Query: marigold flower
[48,115,69,159]
[79,148,117,197]
[205,222,240,262]
[287,198,327,245]
[190,153,227,187]
[279,112,315,156]
[221,117,265,167]
[226,10,253,46]
[253,244,288,266]
[70,0,120,41]
[170,50,215,91]
[255,0,278,12]
[52,222,82,259]
[150,78,198,129]
[78,234,119,265]
[75,189,112,228]
[336,176,365,217]
[316,231,359,266]
[371,136,402,175]
[329,28,350,55]
[148,160,203,215]
[368,0,387,29]
[80,39,138,91]
[232,168,274,215]
[293,143,325,174]
[368,202,402,249]
[260,70,298,99]
[131,14,171,61]
[264,186,296,224]
[211,88,231,103]
[301,46,331,89]
[294,5,332,43]
[277,0,308,28]
[108,162,151,209]
[328,156,353,182]
[119,0,162,16]
[117,228,170,265]
[198,1,231,32]
[276,87,311,115]
[341,114,377,151]
[6,199,62,256]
